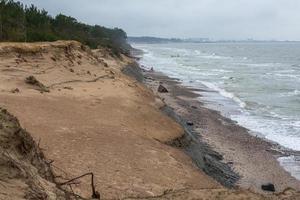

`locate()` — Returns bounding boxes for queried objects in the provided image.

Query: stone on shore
[158,84,168,93]
[261,183,275,192]
[186,121,194,126]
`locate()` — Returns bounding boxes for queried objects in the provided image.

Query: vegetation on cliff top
[0,0,131,55]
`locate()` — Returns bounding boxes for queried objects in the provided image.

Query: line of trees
[0,0,131,55]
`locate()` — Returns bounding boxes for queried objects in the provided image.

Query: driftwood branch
[48,74,114,88]
[59,172,100,199]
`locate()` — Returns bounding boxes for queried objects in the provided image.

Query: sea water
[132,42,300,180]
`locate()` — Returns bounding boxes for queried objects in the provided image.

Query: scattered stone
[69,68,74,73]
[50,56,56,61]
[261,183,275,192]
[87,70,91,75]
[191,105,198,109]
[25,76,49,93]
[11,88,20,93]
[186,121,194,126]
[144,76,155,81]
[63,86,73,90]
[158,84,168,93]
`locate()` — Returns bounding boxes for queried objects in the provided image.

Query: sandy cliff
[0,41,298,199]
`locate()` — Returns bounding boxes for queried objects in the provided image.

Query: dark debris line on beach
[162,105,240,187]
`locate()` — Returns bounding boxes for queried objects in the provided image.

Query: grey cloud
[20,0,300,40]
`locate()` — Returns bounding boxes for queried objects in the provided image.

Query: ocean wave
[199,54,232,60]
[231,114,300,151]
[275,69,296,73]
[193,50,233,60]
[278,155,300,180]
[194,50,202,55]
[136,44,300,151]
[279,90,300,97]
[211,69,233,73]
[274,74,300,79]
[200,81,246,108]
[243,63,278,67]
[291,121,300,128]
[163,47,191,56]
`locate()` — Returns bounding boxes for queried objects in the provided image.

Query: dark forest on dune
[0,0,131,55]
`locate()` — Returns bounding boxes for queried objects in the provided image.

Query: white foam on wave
[200,81,247,108]
[200,54,232,60]
[161,47,191,57]
[194,50,202,55]
[193,50,233,60]
[271,134,300,151]
[135,43,300,153]
[231,113,300,151]
[274,74,300,79]
[243,63,277,67]
[278,156,300,180]
[279,90,300,98]
[211,69,233,73]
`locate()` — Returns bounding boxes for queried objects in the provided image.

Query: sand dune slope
[0,41,299,199]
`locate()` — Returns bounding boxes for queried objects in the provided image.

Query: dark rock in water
[158,84,168,93]
[261,183,275,192]
[186,121,194,126]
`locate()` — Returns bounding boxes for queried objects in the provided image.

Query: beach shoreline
[130,62,300,193]
[1,40,300,199]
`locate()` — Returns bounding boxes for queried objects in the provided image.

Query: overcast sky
[20,0,300,40]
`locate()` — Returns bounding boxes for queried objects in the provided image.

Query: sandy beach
[0,41,300,199]
[141,69,300,193]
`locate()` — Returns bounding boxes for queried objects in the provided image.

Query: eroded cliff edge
[0,41,299,199]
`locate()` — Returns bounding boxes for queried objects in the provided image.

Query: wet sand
[143,70,300,194]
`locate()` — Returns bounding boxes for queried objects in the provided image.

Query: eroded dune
[0,41,299,199]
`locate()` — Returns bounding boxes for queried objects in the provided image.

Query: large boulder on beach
[158,84,168,93]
